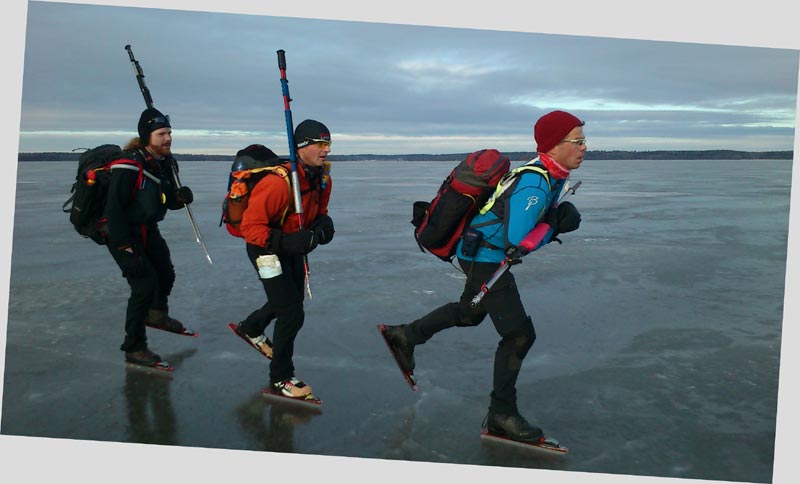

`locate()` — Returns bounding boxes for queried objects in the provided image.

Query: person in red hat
[233,119,335,401]
[382,110,585,442]
[104,107,195,368]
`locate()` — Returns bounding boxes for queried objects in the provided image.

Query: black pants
[241,243,306,385]
[108,226,176,352]
[404,258,535,415]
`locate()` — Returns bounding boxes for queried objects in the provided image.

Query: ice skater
[381,110,585,444]
[232,120,335,402]
[105,107,195,369]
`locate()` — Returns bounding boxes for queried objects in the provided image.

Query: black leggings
[405,258,536,415]
[240,244,306,385]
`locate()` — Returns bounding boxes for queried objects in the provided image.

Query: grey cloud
[18,1,798,153]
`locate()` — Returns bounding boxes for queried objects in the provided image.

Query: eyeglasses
[561,138,587,146]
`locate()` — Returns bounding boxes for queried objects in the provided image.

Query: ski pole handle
[124,45,154,109]
[277,48,287,71]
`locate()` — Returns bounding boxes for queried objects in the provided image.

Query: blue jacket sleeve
[504,172,554,248]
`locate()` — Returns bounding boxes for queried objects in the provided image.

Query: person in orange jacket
[234,119,334,400]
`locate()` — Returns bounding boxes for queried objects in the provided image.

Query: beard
[149,143,172,158]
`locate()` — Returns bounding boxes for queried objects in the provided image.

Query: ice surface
[2,158,790,483]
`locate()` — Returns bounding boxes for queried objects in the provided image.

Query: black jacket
[103,149,184,249]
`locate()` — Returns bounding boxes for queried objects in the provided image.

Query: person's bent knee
[456,301,487,327]
[128,273,158,298]
[503,316,536,356]
[275,301,305,327]
[456,313,486,327]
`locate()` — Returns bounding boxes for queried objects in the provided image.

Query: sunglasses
[299,138,331,148]
[561,138,587,146]
[147,115,170,126]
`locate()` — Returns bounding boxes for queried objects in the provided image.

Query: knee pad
[504,316,536,356]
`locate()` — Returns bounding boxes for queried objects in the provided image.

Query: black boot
[145,309,186,333]
[125,347,163,366]
[383,324,415,373]
[486,410,544,442]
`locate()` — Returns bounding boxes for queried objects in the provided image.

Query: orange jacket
[240,163,332,248]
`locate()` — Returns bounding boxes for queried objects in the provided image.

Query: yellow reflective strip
[479,165,550,215]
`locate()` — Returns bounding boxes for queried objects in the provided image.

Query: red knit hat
[534,110,584,154]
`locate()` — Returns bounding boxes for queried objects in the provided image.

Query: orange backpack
[221,144,292,238]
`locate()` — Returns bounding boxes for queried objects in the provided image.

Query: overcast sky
[14,2,800,156]
[3,3,800,484]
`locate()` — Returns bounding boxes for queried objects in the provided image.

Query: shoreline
[17,149,795,162]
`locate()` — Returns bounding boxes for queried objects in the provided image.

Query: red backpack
[411,149,510,262]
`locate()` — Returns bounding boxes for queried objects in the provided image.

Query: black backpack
[62,144,144,245]
[220,144,291,238]
[411,149,510,262]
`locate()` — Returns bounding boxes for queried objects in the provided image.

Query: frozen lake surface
[2,158,792,484]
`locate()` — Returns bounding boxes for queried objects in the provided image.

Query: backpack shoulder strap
[479,159,550,216]
[106,159,153,188]
[107,160,161,180]
[231,165,294,226]
[270,165,293,224]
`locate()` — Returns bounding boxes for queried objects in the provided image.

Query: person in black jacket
[104,107,194,367]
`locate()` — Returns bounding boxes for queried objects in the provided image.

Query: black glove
[309,214,335,245]
[268,229,319,255]
[555,201,581,233]
[117,247,147,278]
[176,186,193,205]
[545,201,581,243]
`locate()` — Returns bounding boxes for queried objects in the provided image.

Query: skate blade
[227,323,272,359]
[377,324,418,392]
[480,428,568,454]
[262,388,323,412]
[146,323,198,337]
[125,360,174,375]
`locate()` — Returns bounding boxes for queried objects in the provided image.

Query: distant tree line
[583,150,793,160]
[326,150,795,161]
[17,149,793,162]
